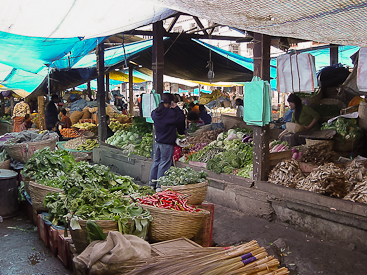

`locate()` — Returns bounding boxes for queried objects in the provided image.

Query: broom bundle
[126,240,289,275]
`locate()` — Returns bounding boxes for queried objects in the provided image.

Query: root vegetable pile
[296,163,348,198]
[344,159,367,191]
[60,128,80,138]
[344,178,367,203]
[300,144,335,165]
[268,159,304,188]
[186,129,223,144]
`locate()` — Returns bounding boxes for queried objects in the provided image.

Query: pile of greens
[156,167,207,186]
[133,133,152,158]
[129,117,153,136]
[106,129,140,148]
[321,117,363,140]
[22,147,76,185]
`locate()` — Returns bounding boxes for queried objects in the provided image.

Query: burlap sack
[73,231,151,274]
[70,111,83,125]
[81,109,91,119]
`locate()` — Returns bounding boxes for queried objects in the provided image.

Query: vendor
[198,104,212,125]
[59,109,72,129]
[19,114,33,131]
[149,93,185,191]
[12,99,31,132]
[187,111,205,128]
[235,98,244,118]
[287,93,320,131]
[45,94,60,131]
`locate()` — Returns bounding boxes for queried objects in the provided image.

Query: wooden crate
[193,203,215,247]
[151,237,202,256]
[269,150,292,167]
[57,231,73,269]
[49,227,64,256]
[37,214,49,247]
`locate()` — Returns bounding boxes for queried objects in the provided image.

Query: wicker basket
[28,181,62,212]
[161,181,208,205]
[3,135,59,163]
[70,220,118,253]
[0,159,10,169]
[140,204,210,242]
[70,152,89,162]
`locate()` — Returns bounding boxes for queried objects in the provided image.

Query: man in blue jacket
[149,93,185,191]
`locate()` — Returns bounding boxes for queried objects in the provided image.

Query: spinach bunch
[156,166,207,186]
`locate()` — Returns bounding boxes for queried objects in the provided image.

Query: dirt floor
[1,205,367,275]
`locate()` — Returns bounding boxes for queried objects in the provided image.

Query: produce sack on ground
[73,231,151,275]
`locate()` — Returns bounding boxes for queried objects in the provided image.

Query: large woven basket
[28,181,62,212]
[161,181,208,205]
[3,135,59,163]
[0,159,10,169]
[140,204,210,242]
[70,220,118,253]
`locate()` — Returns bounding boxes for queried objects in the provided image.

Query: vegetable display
[155,167,207,186]
[109,120,132,132]
[269,140,290,153]
[60,128,80,138]
[76,139,99,151]
[321,117,363,140]
[137,190,202,212]
[128,117,152,137]
[106,129,140,148]
[187,128,254,177]
[133,133,153,158]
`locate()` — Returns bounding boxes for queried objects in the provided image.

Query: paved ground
[1,205,367,275]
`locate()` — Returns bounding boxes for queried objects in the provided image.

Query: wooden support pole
[152,21,164,95]
[129,63,134,116]
[330,44,339,65]
[0,93,4,115]
[105,73,110,103]
[37,96,45,130]
[96,42,107,142]
[10,96,14,118]
[252,33,271,181]
[87,81,92,100]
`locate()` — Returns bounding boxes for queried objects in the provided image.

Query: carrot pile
[137,190,201,212]
[60,128,80,138]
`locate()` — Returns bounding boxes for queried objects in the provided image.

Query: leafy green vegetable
[321,117,363,140]
[156,166,207,186]
[86,221,107,242]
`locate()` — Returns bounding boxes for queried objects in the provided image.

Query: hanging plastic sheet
[277,52,317,93]
[142,90,161,123]
[243,76,272,126]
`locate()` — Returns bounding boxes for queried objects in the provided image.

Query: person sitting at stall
[279,93,320,146]
[19,114,32,131]
[45,94,60,131]
[59,109,72,129]
[288,93,320,131]
[187,110,205,133]
[198,104,212,125]
[235,98,244,118]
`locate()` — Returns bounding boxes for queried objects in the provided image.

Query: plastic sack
[142,91,161,118]
[357,48,367,92]
[243,76,273,126]
[277,52,317,93]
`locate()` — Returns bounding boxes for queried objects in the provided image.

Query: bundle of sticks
[124,240,289,275]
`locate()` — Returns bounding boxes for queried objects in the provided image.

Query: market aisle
[0,212,72,275]
[212,204,367,275]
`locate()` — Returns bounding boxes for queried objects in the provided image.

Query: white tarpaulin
[0,0,175,38]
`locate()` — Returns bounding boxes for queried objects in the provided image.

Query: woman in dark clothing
[149,93,186,190]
